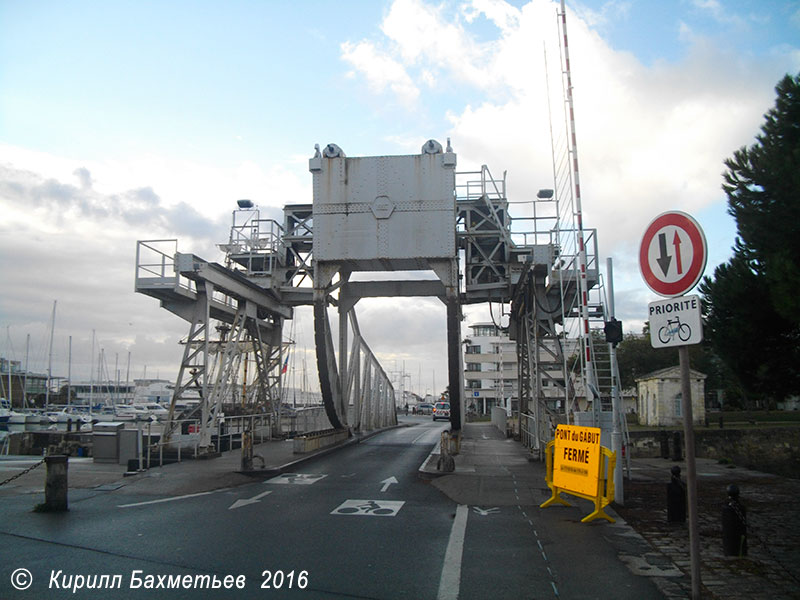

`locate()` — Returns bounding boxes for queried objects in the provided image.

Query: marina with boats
[1,351,328,463]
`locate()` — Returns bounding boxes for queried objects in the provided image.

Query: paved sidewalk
[421,422,800,600]
[617,455,800,599]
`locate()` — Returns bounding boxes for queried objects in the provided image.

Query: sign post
[639,211,707,600]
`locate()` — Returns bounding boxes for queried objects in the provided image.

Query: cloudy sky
[1,0,798,398]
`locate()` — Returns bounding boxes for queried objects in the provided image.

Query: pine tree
[722,73,800,324]
[700,73,800,406]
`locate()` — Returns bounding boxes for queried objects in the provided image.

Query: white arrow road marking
[228,489,273,510]
[472,506,500,516]
[380,476,398,492]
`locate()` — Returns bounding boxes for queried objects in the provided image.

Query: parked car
[432,402,450,421]
[417,403,434,415]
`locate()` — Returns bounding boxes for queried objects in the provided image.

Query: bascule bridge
[135,139,626,464]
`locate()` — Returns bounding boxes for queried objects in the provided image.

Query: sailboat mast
[67,335,72,407]
[302,355,307,407]
[6,326,12,406]
[45,300,56,410]
[114,352,119,405]
[89,329,95,406]
[24,334,30,409]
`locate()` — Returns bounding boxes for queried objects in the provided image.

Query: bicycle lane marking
[437,504,468,600]
[330,499,405,516]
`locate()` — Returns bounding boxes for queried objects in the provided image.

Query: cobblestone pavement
[614,458,800,599]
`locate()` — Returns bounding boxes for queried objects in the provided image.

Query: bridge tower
[308,140,462,431]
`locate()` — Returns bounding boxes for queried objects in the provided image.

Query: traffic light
[604,318,623,345]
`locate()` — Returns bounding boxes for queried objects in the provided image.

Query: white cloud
[462,0,522,32]
[0,144,314,384]
[336,0,798,335]
[690,0,748,29]
[343,0,515,100]
[340,40,420,107]
[334,0,792,325]
[571,0,632,29]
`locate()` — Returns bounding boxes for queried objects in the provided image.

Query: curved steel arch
[314,297,397,432]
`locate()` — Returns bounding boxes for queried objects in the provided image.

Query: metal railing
[138,413,274,468]
[135,239,185,290]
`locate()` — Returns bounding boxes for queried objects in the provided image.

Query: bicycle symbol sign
[657,315,692,344]
[648,295,703,348]
[332,499,405,517]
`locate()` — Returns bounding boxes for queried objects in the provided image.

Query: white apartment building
[463,323,586,417]
[463,322,518,415]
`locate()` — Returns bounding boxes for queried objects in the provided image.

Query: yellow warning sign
[552,424,602,497]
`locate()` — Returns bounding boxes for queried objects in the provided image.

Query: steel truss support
[313,294,396,432]
[163,288,209,444]
[136,242,287,453]
[512,270,571,455]
[162,294,282,451]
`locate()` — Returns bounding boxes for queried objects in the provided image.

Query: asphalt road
[0,419,663,599]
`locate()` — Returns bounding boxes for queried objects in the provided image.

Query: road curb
[418,445,446,480]
[268,422,409,475]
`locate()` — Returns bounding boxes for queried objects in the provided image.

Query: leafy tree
[615,331,674,390]
[700,73,800,406]
[615,326,730,401]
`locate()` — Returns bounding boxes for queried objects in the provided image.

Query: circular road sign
[639,211,707,297]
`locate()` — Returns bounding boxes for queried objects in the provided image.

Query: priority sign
[648,294,703,348]
[639,211,707,297]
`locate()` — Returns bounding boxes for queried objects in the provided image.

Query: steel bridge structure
[135,138,627,463]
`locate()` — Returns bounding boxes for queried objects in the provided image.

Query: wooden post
[679,346,701,599]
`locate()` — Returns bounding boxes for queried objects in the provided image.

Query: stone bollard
[42,455,69,512]
[436,430,455,472]
[241,430,253,471]
[722,484,747,556]
[667,466,687,523]
[671,431,682,461]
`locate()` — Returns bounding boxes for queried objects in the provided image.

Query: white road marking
[380,476,398,492]
[412,430,434,444]
[331,499,405,517]
[437,504,468,600]
[472,506,500,516]
[229,489,273,510]
[266,473,327,485]
[118,491,215,508]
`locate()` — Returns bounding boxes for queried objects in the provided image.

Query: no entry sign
[639,211,707,297]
